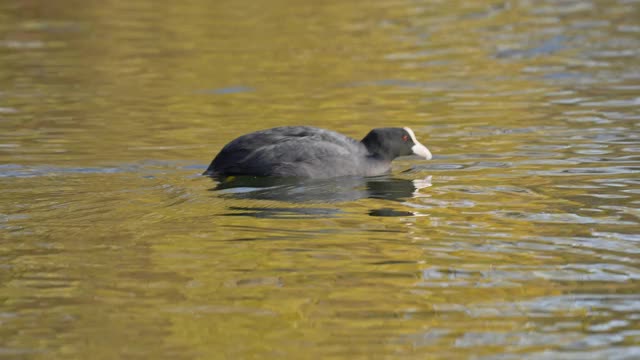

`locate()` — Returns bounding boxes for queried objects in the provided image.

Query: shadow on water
[207,175,432,218]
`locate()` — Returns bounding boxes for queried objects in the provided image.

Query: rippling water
[1,0,639,358]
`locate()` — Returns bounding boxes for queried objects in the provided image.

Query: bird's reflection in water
[207,175,432,218]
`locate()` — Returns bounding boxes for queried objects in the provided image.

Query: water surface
[1,0,639,358]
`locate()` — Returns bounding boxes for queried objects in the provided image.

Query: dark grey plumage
[204,126,431,178]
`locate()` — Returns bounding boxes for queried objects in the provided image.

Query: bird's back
[205,126,379,178]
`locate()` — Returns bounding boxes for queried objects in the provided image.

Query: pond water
[1,0,639,358]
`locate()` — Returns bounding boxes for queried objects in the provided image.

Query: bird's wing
[232,138,366,177]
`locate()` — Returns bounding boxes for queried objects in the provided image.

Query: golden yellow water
[1,0,639,358]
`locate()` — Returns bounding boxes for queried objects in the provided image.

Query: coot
[203,126,432,178]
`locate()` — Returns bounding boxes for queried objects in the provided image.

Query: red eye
[402,135,409,142]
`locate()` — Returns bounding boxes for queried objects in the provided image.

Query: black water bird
[203,126,432,178]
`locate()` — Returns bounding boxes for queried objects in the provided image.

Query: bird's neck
[361,137,393,161]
